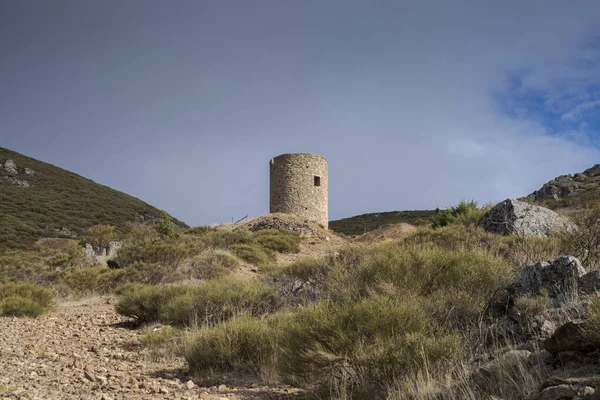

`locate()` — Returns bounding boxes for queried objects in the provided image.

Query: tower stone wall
[269,153,328,228]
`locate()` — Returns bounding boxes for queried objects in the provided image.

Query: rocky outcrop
[478,199,573,237]
[24,168,34,176]
[527,163,600,203]
[516,256,587,297]
[2,159,17,174]
[0,176,30,188]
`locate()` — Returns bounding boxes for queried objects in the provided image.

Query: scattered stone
[2,159,17,174]
[185,380,195,390]
[537,384,578,400]
[0,176,31,187]
[24,168,34,176]
[250,216,318,235]
[478,199,574,237]
[84,368,96,382]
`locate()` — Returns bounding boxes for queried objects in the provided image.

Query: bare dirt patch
[0,298,299,400]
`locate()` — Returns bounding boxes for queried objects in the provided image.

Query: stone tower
[270,153,328,228]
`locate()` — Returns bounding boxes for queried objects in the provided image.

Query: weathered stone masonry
[270,153,328,228]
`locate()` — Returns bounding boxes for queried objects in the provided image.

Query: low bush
[431,200,484,228]
[52,267,131,297]
[116,279,279,327]
[231,244,273,266]
[325,242,513,327]
[186,314,284,380]
[0,282,55,317]
[115,284,191,323]
[117,237,195,269]
[186,249,241,280]
[271,257,330,303]
[279,296,460,397]
[254,229,301,253]
[160,279,280,327]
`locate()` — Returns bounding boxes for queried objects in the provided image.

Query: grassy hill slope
[0,147,186,249]
[329,210,437,236]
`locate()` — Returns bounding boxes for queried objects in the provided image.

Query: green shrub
[115,284,191,323]
[254,229,301,253]
[0,282,55,317]
[231,244,273,266]
[125,261,177,285]
[160,279,280,327]
[432,200,483,228]
[324,241,513,327]
[83,224,116,249]
[117,236,196,269]
[186,314,284,379]
[53,267,131,297]
[1,296,47,317]
[272,257,330,303]
[0,250,49,284]
[204,230,255,249]
[186,250,241,280]
[155,211,179,239]
[279,297,460,397]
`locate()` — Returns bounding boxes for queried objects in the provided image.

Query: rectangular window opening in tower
[314,175,321,187]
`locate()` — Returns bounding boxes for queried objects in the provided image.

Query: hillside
[523,163,600,210]
[0,147,186,250]
[329,209,437,236]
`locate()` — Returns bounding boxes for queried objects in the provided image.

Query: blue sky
[1,1,600,226]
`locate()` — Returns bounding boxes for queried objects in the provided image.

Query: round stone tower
[270,153,328,228]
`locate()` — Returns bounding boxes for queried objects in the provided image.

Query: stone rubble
[0,299,299,400]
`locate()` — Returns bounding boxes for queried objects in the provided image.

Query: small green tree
[84,225,116,249]
[432,200,480,228]
[155,211,179,239]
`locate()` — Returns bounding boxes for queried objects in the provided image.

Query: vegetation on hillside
[0,147,186,251]
[329,209,438,236]
[107,201,600,398]
[8,190,600,397]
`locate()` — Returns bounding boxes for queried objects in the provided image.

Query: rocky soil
[0,299,298,400]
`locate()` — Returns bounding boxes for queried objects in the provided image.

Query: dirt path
[0,299,297,400]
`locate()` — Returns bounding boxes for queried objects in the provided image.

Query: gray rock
[479,199,574,237]
[516,256,586,297]
[84,244,95,258]
[583,164,600,177]
[543,321,594,355]
[2,159,17,174]
[579,271,600,294]
[24,168,34,176]
[108,242,122,254]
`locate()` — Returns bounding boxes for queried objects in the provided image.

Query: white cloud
[562,99,600,121]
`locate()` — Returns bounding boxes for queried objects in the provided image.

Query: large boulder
[478,199,573,237]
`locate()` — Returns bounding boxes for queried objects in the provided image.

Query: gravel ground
[0,299,298,400]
